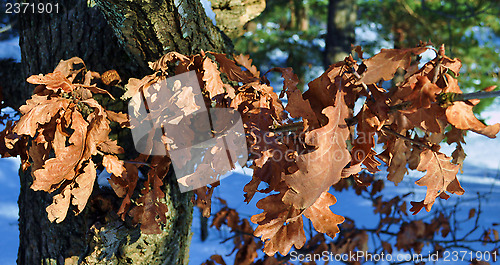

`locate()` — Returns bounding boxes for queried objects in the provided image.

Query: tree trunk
[286,0,309,90]
[324,0,357,68]
[16,0,232,264]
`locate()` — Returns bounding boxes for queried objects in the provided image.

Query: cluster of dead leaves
[1,43,499,256]
[229,44,499,256]
[0,57,129,223]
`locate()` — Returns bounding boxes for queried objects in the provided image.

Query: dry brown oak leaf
[252,89,349,256]
[443,74,500,138]
[358,47,428,85]
[282,90,351,210]
[411,149,464,214]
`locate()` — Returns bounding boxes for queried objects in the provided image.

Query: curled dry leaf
[446,101,500,138]
[27,71,75,93]
[234,54,260,78]
[202,57,225,99]
[400,76,442,113]
[209,52,255,83]
[251,90,349,256]
[303,192,345,238]
[81,84,115,100]
[102,155,125,176]
[272,67,318,128]
[53,57,85,81]
[443,74,500,138]
[13,97,71,137]
[386,138,410,185]
[282,91,351,210]
[46,138,97,222]
[303,62,344,125]
[46,188,71,223]
[252,194,306,256]
[148,51,189,72]
[71,160,97,214]
[358,47,428,85]
[105,110,129,127]
[101,69,121,86]
[31,110,87,192]
[351,105,379,174]
[129,170,168,234]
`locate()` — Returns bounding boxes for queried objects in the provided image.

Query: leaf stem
[380,126,432,149]
[123,160,151,167]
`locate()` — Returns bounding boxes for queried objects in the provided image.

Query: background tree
[324,0,357,68]
[235,0,499,102]
[357,0,500,111]
[233,0,328,89]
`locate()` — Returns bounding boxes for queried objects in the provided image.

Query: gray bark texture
[324,0,357,68]
[16,0,233,264]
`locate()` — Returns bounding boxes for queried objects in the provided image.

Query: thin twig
[454,90,500,101]
[463,192,482,239]
[381,126,432,149]
[431,56,442,83]
[123,160,151,166]
[0,24,12,34]
[270,121,304,133]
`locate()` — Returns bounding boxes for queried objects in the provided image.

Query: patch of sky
[312,38,325,49]
[0,130,19,265]
[267,48,288,65]
[418,48,436,68]
[354,23,392,56]
[0,37,20,62]
[303,65,324,86]
[355,23,379,42]
[199,0,217,25]
[0,202,17,220]
[97,169,112,187]
[468,26,500,47]
[265,22,280,29]
[353,96,365,116]
[287,34,311,47]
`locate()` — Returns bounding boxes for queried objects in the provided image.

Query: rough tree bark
[324,0,357,68]
[16,0,232,264]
